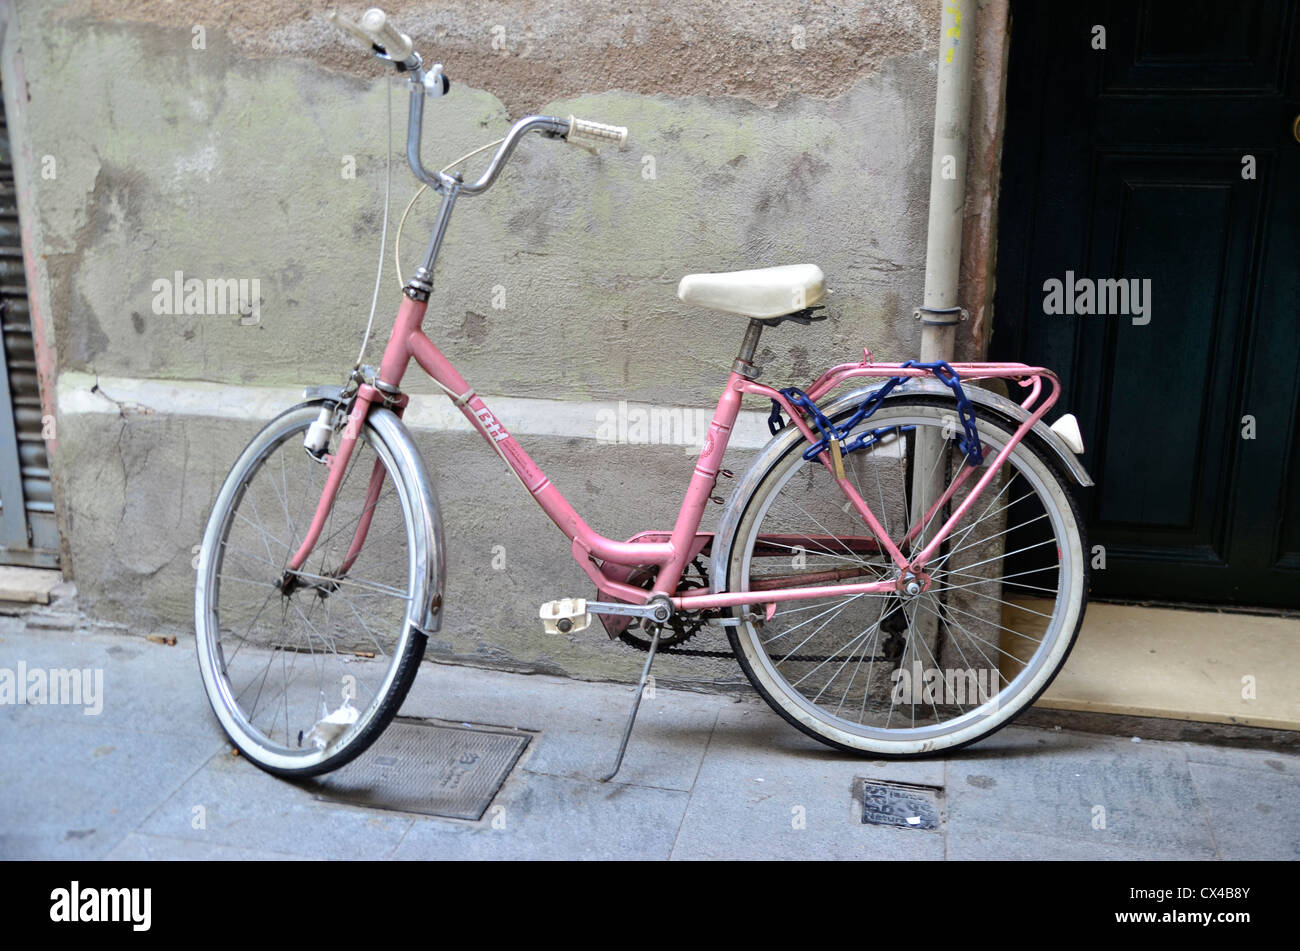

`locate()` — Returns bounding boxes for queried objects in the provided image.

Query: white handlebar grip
[328,11,375,48]
[360,8,413,60]
[567,116,629,149]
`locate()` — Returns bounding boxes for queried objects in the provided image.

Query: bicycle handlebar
[358,7,414,62]
[566,116,630,150]
[330,7,629,194]
[458,115,569,194]
[328,11,374,48]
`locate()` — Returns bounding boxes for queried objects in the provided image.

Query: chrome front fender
[366,407,445,633]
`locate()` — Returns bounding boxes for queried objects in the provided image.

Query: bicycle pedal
[539,598,592,634]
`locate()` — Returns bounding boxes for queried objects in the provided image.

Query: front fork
[286,374,402,577]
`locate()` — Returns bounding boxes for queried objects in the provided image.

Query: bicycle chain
[612,560,894,662]
[617,634,890,664]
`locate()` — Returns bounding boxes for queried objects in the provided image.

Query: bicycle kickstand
[599,625,662,783]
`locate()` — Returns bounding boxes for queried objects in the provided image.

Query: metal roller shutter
[0,79,58,568]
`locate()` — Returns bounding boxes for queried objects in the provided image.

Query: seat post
[734,318,764,378]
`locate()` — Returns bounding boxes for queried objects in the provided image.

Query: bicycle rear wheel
[722,395,1087,757]
[195,402,433,777]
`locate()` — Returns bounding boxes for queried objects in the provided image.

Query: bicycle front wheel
[195,403,433,777]
[722,395,1087,757]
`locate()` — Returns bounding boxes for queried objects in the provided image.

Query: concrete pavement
[2,615,1297,861]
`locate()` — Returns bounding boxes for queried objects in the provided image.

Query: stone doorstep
[1002,599,1300,732]
[0,566,63,604]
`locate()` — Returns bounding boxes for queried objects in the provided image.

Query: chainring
[616,557,711,651]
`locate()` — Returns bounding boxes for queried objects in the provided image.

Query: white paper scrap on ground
[305,700,359,749]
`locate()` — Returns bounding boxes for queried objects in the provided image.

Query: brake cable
[353,76,395,369]
[392,137,505,289]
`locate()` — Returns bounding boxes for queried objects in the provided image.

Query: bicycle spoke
[834,601,891,715]
[763,594,865,647]
[285,568,413,600]
[926,584,1056,619]
[774,595,864,665]
[928,596,1013,691]
[922,598,1042,650]
[749,536,879,569]
[935,565,1059,597]
[726,402,1082,753]
[199,408,420,768]
[807,610,889,698]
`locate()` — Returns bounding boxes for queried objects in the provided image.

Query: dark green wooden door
[993,1,1300,608]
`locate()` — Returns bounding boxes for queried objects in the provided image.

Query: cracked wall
[6,0,1009,684]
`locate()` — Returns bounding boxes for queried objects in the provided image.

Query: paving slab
[1187,762,1300,861]
[670,702,946,860]
[0,722,225,859]
[104,832,315,860]
[400,660,722,791]
[0,566,61,604]
[4,619,1300,861]
[1181,740,1300,776]
[0,625,224,740]
[392,770,689,860]
[945,826,1213,861]
[945,727,1218,858]
[135,750,414,860]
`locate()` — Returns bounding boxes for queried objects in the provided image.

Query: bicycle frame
[279,70,1063,621]
[286,282,1062,617]
[198,10,1102,782]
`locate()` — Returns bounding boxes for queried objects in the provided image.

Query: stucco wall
[4,0,1007,686]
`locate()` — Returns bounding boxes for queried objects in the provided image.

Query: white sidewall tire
[725,400,1087,757]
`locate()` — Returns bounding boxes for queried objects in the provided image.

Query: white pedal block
[539,598,592,634]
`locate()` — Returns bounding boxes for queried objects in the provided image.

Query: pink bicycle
[195,9,1093,779]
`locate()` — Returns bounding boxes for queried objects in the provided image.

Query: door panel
[993,0,1300,607]
[1102,2,1290,94]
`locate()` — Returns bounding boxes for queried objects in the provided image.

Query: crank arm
[587,600,672,624]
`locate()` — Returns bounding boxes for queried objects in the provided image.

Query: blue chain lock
[767,360,984,467]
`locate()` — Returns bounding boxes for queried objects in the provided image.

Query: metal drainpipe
[909,1,977,646]
[919,0,976,362]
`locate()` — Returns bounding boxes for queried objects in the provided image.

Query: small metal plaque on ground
[855,778,944,831]
[312,718,530,820]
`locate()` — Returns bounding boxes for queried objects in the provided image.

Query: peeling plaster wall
[6,0,1008,685]
[73,0,941,112]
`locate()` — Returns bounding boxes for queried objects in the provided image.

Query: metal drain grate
[312,718,530,820]
[855,778,944,831]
